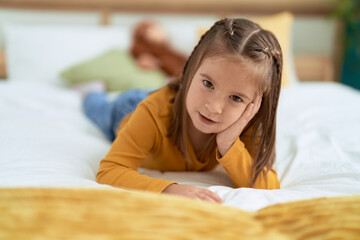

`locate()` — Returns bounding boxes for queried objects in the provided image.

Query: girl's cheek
[226,111,242,127]
[234,108,245,121]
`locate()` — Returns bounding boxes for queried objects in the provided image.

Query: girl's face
[186,56,258,135]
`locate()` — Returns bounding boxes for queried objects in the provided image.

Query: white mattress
[1,81,360,211]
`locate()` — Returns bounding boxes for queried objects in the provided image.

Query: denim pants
[83,89,150,141]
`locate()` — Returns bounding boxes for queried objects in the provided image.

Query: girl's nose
[205,99,223,114]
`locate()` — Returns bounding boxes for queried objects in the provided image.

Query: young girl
[85,18,282,204]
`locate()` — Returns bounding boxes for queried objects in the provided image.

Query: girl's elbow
[96,166,113,185]
[268,180,280,189]
[96,170,106,184]
[254,172,280,189]
[265,169,280,189]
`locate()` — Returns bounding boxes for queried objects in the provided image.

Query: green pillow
[61,49,166,91]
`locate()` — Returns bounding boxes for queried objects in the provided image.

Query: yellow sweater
[96,86,280,192]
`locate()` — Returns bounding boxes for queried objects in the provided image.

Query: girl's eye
[230,95,242,102]
[203,80,214,89]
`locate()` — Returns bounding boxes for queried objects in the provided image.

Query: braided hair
[168,18,283,186]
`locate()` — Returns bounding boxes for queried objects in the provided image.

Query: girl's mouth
[198,112,216,125]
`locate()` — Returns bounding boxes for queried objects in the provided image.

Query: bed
[1,1,360,239]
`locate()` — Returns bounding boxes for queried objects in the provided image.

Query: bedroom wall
[0,8,337,81]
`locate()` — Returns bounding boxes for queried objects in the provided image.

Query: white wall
[0,8,101,48]
[0,8,336,57]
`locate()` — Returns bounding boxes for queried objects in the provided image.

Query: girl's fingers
[226,103,253,134]
[218,95,262,143]
[193,194,215,203]
[163,185,223,204]
[200,195,217,203]
[255,95,262,110]
[248,95,262,119]
[212,194,224,204]
[246,103,255,118]
[200,189,223,204]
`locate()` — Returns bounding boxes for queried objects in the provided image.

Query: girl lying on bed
[82,18,283,204]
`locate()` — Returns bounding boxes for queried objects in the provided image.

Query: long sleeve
[216,138,280,189]
[96,102,176,193]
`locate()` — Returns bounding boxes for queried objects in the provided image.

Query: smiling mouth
[198,112,216,125]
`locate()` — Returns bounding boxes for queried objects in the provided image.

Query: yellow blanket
[0,188,359,239]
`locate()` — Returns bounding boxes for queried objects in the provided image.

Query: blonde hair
[168,18,283,186]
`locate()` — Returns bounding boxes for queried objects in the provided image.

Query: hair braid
[271,52,282,114]
[248,32,283,186]
[224,18,234,36]
[261,46,282,115]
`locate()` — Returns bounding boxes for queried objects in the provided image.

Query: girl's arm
[215,95,279,189]
[96,103,176,193]
[96,98,224,203]
[216,138,280,189]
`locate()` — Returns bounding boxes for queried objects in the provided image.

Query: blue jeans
[83,89,150,141]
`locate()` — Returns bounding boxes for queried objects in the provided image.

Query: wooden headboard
[0,0,338,80]
[0,0,336,16]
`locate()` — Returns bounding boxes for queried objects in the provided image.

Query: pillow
[198,12,295,87]
[61,49,166,91]
[3,24,131,86]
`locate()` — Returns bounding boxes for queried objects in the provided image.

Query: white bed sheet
[1,81,359,211]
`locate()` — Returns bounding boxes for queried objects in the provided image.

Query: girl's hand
[216,95,262,157]
[162,184,223,204]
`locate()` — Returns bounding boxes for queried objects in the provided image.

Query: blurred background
[0,0,358,89]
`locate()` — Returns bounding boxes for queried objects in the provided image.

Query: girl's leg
[111,89,150,135]
[83,92,116,141]
[83,89,150,142]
